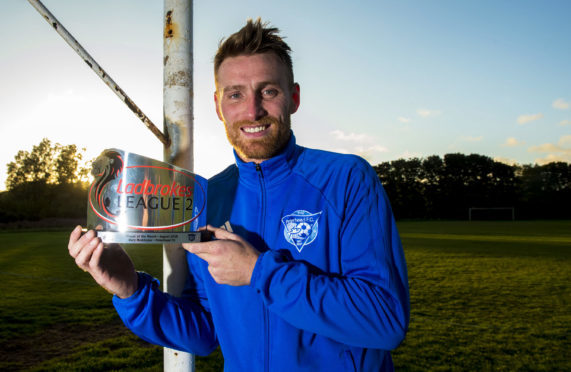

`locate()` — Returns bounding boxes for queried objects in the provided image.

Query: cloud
[333,147,352,155]
[417,109,441,118]
[528,143,561,153]
[529,136,571,152]
[494,156,518,166]
[398,117,411,123]
[460,135,484,142]
[329,130,368,142]
[355,145,389,153]
[528,135,571,164]
[329,129,388,163]
[559,135,571,147]
[534,153,571,165]
[396,150,422,160]
[559,119,571,126]
[502,137,524,147]
[552,98,570,110]
[517,113,543,124]
[332,145,389,165]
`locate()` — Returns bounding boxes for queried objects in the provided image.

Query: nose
[245,93,267,121]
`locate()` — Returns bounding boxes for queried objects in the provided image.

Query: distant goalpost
[468,207,515,221]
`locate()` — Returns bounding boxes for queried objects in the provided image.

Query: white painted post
[27,0,196,369]
[163,0,195,371]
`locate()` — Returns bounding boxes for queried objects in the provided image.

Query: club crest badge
[281,210,322,252]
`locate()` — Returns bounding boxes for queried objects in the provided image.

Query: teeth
[243,126,267,133]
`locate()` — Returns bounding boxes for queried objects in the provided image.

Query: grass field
[0,221,569,371]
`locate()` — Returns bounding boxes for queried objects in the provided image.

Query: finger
[191,251,211,262]
[89,241,105,270]
[69,230,96,258]
[74,236,100,269]
[78,229,96,247]
[183,241,213,256]
[68,225,83,251]
[74,235,99,264]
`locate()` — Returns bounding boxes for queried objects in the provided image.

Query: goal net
[468,207,515,221]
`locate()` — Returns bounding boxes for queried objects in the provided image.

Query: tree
[375,158,427,219]
[5,138,89,190]
[421,155,444,218]
[1,139,91,223]
[375,153,525,220]
[55,143,89,184]
[437,153,518,219]
[518,162,570,219]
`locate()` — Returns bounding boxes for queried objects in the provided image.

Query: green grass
[0,231,222,371]
[0,221,569,371]
[394,221,570,371]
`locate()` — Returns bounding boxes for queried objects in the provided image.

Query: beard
[225,115,291,162]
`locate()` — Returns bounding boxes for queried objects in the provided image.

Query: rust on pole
[163,2,194,167]
[163,0,195,371]
[27,0,170,147]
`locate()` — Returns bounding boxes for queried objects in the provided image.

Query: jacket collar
[234,131,298,187]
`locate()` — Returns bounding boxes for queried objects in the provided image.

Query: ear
[289,83,300,114]
[214,91,223,121]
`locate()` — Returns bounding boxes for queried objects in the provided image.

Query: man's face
[214,53,300,163]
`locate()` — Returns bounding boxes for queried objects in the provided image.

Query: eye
[262,89,278,97]
[227,91,242,100]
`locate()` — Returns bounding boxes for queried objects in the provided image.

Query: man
[69,19,410,371]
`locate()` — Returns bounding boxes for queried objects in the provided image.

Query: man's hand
[183,225,260,286]
[68,226,138,299]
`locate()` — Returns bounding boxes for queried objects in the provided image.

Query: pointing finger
[183,241,213,256]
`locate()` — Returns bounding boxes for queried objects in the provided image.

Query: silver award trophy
[86,149,207,244]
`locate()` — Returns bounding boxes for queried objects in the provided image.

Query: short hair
[214,18,294,87]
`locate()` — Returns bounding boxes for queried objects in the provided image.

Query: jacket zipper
[256,163,270,372]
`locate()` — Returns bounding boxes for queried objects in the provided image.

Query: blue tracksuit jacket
[113,133,410,371]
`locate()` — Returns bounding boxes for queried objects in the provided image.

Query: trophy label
[87,149,207,243]
[96,231,204,244]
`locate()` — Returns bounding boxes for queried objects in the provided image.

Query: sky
[1,0,570,190]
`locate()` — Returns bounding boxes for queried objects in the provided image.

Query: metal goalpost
[468,207,515,221]
[162,1,195,370]
[27,0,196,370]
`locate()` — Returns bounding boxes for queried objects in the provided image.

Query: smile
[242,125,269,133]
